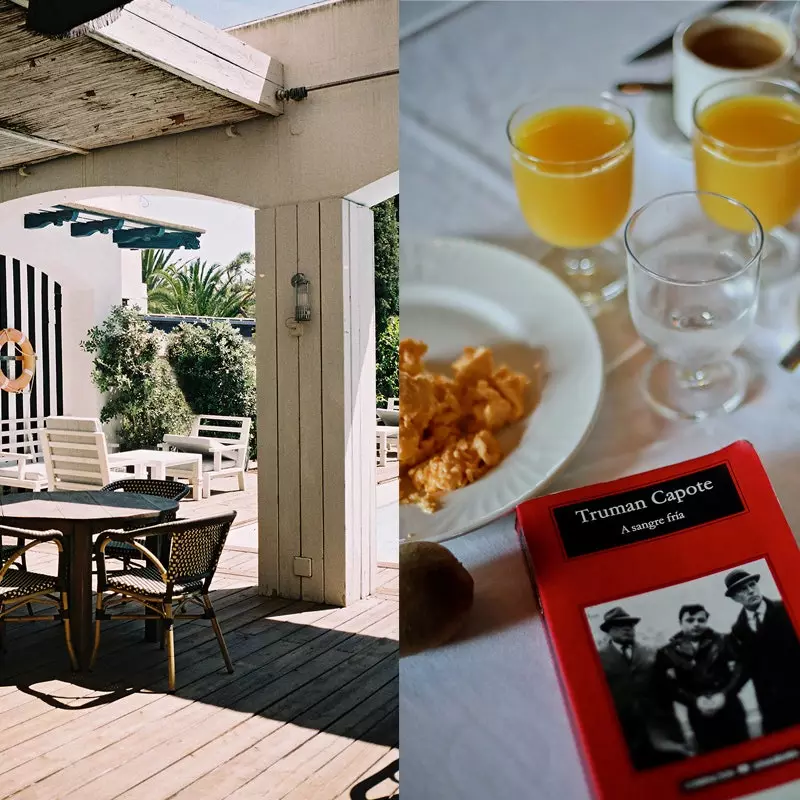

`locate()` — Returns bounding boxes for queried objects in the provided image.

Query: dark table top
[0,490,176,532]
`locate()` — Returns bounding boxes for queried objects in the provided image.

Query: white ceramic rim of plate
[399,236,605,543]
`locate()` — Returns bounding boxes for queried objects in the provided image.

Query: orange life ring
[0,328,36,394]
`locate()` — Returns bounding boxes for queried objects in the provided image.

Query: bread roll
[400,540,474,656]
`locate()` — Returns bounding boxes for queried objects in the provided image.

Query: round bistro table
[0,490,178,670]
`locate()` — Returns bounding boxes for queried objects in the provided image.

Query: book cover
[516,441,800,799]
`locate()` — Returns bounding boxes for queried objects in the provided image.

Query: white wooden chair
[42,417,125,491]
[387,397,399,411]
[0,417,49,492]
[376,425,398,467]
[160,415,251,498]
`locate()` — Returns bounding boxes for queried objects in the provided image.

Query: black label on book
[553,464,744,558]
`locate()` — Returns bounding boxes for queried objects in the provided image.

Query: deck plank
[0,548,398,800]
[175,673,399,800]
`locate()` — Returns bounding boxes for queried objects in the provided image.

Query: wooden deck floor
[0,547,399,800]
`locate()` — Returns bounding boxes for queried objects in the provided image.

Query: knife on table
[625,0,765,62]
[780,339,800,371]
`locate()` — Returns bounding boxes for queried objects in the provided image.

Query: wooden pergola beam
[7,0,285,116]
[0,126,89,156]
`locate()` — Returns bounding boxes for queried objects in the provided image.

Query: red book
[516,441,800,799]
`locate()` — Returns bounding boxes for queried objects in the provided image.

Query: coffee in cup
[672,9,797,138]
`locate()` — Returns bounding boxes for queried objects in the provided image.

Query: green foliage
[373,198,399,336]
[154,259,253,317]
[166,321,257,456]
[141,250,255,317]
[223,251,256,317]
[224,251,255,279]
[373,197,399,403]
[376,315,399,403]
[141,249,185,313]
[141,249,178,290]
[81,305,192,450]
[81,304,158,394]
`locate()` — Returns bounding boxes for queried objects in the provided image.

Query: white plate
[400,237,604,543]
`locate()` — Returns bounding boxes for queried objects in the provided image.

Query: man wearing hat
[725,568,800,735]
[598,606,690,769]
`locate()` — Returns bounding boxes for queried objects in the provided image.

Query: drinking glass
[507,92,634,312]
[693,78,800,285]
[624,191,763,420]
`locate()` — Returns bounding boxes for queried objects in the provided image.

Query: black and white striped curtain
[0,255,64,423]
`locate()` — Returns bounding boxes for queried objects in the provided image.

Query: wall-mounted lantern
[291,273,311,322]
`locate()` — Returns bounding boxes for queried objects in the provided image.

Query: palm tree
[223,251,255,316]
[156,259,253,317]
[141,250,255,317]
[141,249,185,313]
[224,251,254,281]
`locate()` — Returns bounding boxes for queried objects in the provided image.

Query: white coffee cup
[672,9,797,139]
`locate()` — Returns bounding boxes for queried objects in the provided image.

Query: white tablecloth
[399,3,800,798]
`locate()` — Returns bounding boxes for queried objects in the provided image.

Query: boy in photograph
[653,604,749,754]
[597,607,690,769]
[725,569,800,735]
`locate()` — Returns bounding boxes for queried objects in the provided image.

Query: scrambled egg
[399,339,535,513]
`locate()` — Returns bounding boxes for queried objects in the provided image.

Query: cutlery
[614,81,673,95]
[625,0,763,62]
[780,338,800,371]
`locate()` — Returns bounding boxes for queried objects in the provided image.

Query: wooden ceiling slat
[0,0,264,171]
[0,139,64,167]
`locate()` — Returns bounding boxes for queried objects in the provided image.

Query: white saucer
[644,90,692,161]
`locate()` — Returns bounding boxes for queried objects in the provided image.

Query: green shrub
[376,315,399,404]
[81,305,192,450]
[166,321,257,457]
[374,198,399,405]
[374,198,399,335]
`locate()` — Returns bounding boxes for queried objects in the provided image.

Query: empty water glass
[624,191,763,420]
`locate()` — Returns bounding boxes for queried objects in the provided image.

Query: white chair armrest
[219,442,246,453]
[224,442,248,467]
[0,451,34,461]
[0,452,34,480]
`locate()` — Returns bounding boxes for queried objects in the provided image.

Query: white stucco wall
[230,0,398,90]
[120,248,148,310]
[80,194,153,311]
[0,202,128,421]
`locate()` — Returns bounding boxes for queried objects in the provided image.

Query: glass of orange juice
[693,78,800,285]
[506,93,634,311]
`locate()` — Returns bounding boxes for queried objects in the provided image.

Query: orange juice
[694,95,800,231]
[510,106,633,248]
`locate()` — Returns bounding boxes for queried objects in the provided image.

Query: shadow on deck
[0,549,398,800]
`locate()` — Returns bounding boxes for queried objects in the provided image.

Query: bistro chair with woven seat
[0,524,78,670]
[99,479,190,568]
[0,535,33,616]
[92,511,236,691]
[1,538,25,569]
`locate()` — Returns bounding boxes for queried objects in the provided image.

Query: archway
[0,172,395,605]
[0,0,397,606]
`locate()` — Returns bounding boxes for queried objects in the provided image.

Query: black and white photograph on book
[586,560,800,771]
